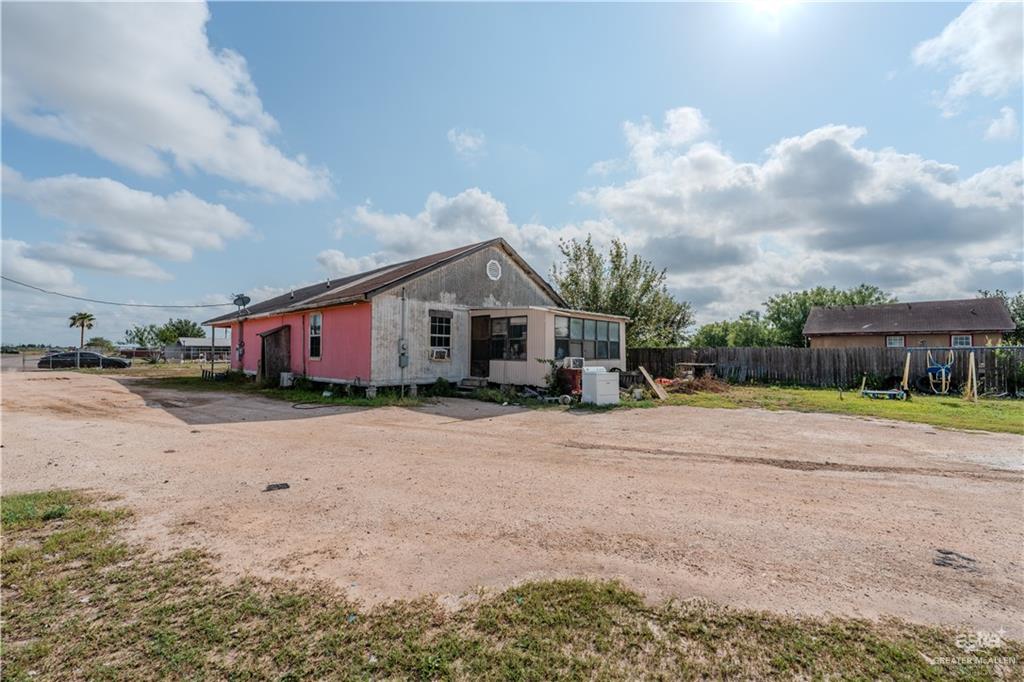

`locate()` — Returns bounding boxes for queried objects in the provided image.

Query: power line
[1,275,234,309]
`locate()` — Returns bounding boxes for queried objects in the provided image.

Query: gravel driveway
[3,372,1022,635]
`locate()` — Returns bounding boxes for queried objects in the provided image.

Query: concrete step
[458,377,488,389]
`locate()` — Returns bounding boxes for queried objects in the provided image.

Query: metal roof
[803,298,1014,336]
[175,337,231,347]
[203,238,565,325]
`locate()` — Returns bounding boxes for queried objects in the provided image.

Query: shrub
[291,375,315,392]
[427,377,455,397]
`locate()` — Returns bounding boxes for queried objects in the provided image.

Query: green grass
[2,491,1021,680]
[652,385,1024,435]
[474,382,1023,434]
[140,373,425,408]
[137,370,1022,433]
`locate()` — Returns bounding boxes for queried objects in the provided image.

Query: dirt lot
[3,372,1022,636]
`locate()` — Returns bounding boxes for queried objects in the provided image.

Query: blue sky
[2,1,1022,345]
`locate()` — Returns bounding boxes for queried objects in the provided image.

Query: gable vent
[486,259,502,281]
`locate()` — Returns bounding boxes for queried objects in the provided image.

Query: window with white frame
[429,312,452,359]
[309,313,322,359]
[885,335,905,348]
[951,334,973,348]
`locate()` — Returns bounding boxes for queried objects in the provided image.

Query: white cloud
[1,240,79,292]
[912,1,1023,115]
[587,158,626,177]
[337,106,1022,323]
[578,108,1022,319]
[315,250,385,277]
[623,106,711,171]
[447,128,487,160]
[3,166,252,271]
[23,242,172,281]
[984,106,1019,140]
[2,2,331,200]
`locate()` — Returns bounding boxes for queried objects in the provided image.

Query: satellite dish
[233,294,251,308]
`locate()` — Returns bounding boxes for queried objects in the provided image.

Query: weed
[3,490,1020,680]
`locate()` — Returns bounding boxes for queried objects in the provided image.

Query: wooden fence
[626,346,1024,394]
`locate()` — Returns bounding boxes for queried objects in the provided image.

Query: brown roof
[203,238,564,325]
[803,298,1014,336]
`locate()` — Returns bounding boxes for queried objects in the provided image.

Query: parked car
[37,351,131,369]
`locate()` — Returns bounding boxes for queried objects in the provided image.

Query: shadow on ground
[116,378,533,426]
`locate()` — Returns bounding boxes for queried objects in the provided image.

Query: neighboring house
[164,336,232,361]
[203,239,627,388]
[802,298,1014,348]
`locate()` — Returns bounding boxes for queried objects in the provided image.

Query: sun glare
[748,0,798,23]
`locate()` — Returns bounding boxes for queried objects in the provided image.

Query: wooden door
[470,316,490,378]
[260,326,291,385]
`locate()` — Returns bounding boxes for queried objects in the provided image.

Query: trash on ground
[263,483,290,492]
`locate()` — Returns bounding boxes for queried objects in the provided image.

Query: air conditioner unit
[562,356,584,369]
[430,347,450,361]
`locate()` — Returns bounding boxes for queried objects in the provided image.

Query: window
[553,316,622,360]
[554,316,570,360]
[951,334,973,348]
[489,316,528,361]
[596,320,609,359]
[309,313,322,359]
[885,335,904,348]
[429,313,452,359]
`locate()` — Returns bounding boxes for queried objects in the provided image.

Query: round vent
[486,259,502,281]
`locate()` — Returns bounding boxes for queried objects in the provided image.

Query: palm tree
[69,312,96,349]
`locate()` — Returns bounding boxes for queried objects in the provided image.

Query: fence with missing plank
[626,346,1024,394]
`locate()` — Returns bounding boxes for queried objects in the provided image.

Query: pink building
[204,239,627,389]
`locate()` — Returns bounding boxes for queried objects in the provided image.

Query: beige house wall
[471,307,627,387]
[809,332,1005,348]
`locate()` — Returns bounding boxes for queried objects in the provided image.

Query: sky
[2,1,1022,346]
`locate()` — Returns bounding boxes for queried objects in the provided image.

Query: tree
[68,312,96,349]
[764,285,895,347]
[124,324,160,349]
[689,311,779,348]
[690,320,731,348]
[551,236,694,346]
[155,318,206,346]
[85,336,117,354]
[727,310,779,347]
[978,289,1024,344]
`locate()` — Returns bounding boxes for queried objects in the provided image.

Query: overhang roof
[203,238,565,325]
[802,298,1014,336]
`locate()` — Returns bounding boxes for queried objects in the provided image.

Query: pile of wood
[661,375,731,395]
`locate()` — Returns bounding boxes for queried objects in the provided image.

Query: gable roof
[802,298,1015,336]
[203,238,564,325]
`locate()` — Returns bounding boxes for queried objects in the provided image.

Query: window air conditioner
[430,348,450,361]
[562,357,584,369]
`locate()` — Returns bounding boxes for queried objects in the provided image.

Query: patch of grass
[1,490,78,529]
[77,362,209,378]
[140,374,424,408]
[3,491,1021,680]
[656,385,1024,435]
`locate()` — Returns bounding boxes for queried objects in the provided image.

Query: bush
[537,358,573,395]
[426,377,456,397]
[291,375,315,392]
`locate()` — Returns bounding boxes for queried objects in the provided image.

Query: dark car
[37,351,131,369]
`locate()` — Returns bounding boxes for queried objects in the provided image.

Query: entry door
[260,326,291,384]
[470,316,490,378]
